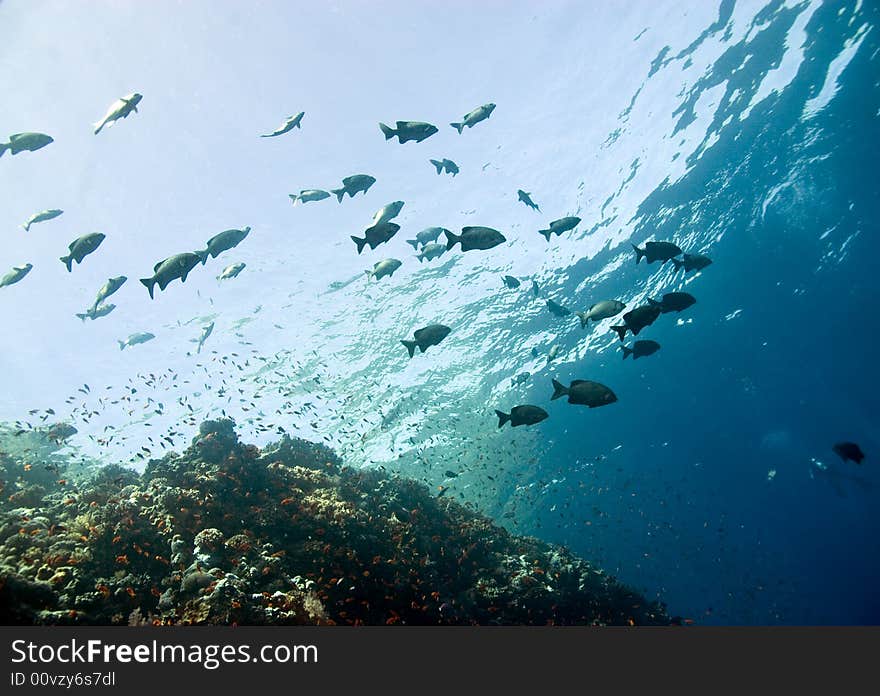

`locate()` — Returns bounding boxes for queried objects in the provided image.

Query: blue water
[1,0,877,624]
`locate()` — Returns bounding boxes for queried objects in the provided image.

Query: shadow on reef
[0,419,669,625]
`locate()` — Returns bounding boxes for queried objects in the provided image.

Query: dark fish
[379,121,438,144]
[547,299,571,317]
[450,103,495,133]
[444,470,459,478]
[331,174,376,202]
[351,222,400,254]
[0,132,53,157]
[551,379,617,407]
[517,190,540,211]
[430,158,459,176]
[502,275,521,289]
[611,305,661,341]
[672,253,712,273]
[833,442,865,465]
[495,405,548,428]
[60,233,105,272]
[632,241,682,264]
[401,324,451,358]
[538,216,580,242]
[445,226,505,252]
[621,340,660,360]
[197,227,251,264]
[140,252,201,299]
[648,292,696,313]
[532,280,541,297]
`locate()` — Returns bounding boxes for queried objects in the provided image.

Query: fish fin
[118,340,126,351]
[351,236,367,254]
[551,379,568,401]
[450,122,464,134]
[139,277,155,299]
[406,239,420,250]
[495,410,510,428]
[195,248,209,266]
[331,187,345,202]
[576,312,588,329]
[379,122,396,140]
[539,229,552,242]
[632,243,644,264]
[430,159,443,174]
[401,340,417,358]
[671,258,683,271]
[621,345,632,360]
[611,325,627,342]
[60,255,73,272]
[445,230,460,250]
[181,271,189,283]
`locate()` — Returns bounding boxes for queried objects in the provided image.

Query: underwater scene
[0,0,877,625]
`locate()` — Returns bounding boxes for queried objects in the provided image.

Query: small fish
[217,263,246,281]
[450,103,496,134]
[445,227,505,252]
[672,253,713,273]
[379,121,438,144]
[632,241,682,265]
[197,227,251,264]
[22,209,63,232]
[517,190,540,211]
[371,201,405,227]
[546,345,560,363]
[77,303,116,322]
[260,111,304,137]
[621,340,660,360]
[495,405,548,428]
[0,264,33,288]
[351,222,400,254]
[406,227,447,249]
[648,292,696,313]
[547,299,571,317]
[532,280,541,297]
[92,275,127,310]
[512,371,531,385]
[331,174,376,202]
[60,233,105,272]
[401,324,451,358]
[576,300,626,327]
[118,332,155,351]
[833,442,865,465]
[195,322,214,354]
[289,189,330,205]
[0,132,53,157]
[416,243,446,263]
[365,258,402,281]
[140,252,202,299]
[444,470,459,479]
[551,379,617,408]
[502,275,521,289]
[611,305,661,341]
[93,93,142,134]
[430,158,459,176]
[538,216,580,242]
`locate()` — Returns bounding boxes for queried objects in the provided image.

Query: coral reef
[0,420,669,625]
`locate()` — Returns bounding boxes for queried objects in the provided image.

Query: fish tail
[76,313,87,322]
[288,194,299,205]
[576,312,589,329]
[22,222,30,232]
[60,254,73,272]
[430,159,443,174]
[450,122,464,134]
[445,230,460,250]
[611,325,627,342]
[632,243,644,264]
[139,277,156,300]
[195,248,210,266]
[379,122,396,140]
[406,239,420,250]
[93,121,104,135]
[331,187,346,202]
[621,345,633,360]
[351,236,367,254]
[118,340,126,351]
[551,379,568,401]
[0,143,7,157]
[495,410,510,429]
[401,340,417,359]
[671,257,683,271]
[539,228,552,242]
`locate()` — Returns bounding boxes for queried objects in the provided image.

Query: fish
[495,405,548,428]
[611,305,661,341]
[76,303,116,322]
[60,233,105,272]
[260,111,304,137]
[621,340,660,360]
[92,276,127,310]
[517,190,540,211]
[512,371,531,385]
[0,264,33,288]
[538,216,581,242]
[450,103,496,133]
[547,345,560,363]
[445,226,506,252]
[547,299,571,317]
[371,201,405,227]
[365,258,402,281]
[331,174,376,202]
[93,93,142,134]
[379,121,438,144]
[0,132,53,157]
[140,252,202,299]
[217,263,246,281]
[502,275,521,289]
[430,158,459,176]
[197,227,250,264]
[351,222,400,254]
[648,292,696,313]
[632,241,682,264]
[672,253,713,273]
[195,322,214,354]
[833,442,865,465]
[289,189,330,205]
[576,300,626,328]
[401,324,451,358]
[532,280,541,297]
[22,209,63,232]
[551,379,618,407]
[118,332,155,350]
[416,243,446,262]
[406,227,447,249]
